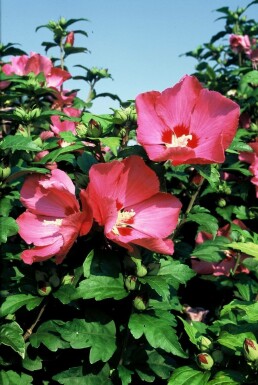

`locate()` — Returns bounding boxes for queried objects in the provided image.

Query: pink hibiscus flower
[2,52,71,88]
[85,155,182,254]
[239,139,258,197]
[50,116,77,135]
[16,169,92,264]
[136,75,240,165]
[229,34,251,55]
[191,220,249,276]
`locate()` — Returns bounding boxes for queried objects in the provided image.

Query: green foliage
[1,3,258,384]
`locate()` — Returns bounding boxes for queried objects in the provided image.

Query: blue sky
[1,0,255,113]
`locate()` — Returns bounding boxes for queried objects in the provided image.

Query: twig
[23,299,48,341]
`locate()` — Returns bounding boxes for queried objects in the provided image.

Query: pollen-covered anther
[43,218,63,226]
[112,209,136,235]
[166,133,193,148]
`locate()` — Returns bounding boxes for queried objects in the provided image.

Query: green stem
[23,298,48,341]
[231,251,242,276]
[172,176,205,240]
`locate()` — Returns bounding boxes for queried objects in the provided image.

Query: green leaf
[0,294,43,317]
[227,242,258,259]
[147,350,174,379]
[0,136,41,152]
[117,365,133,385]
[207,370,246,385]
[0,217,19,244]
[0,322,25,358]
[218,329,257,352]
[192,237,230,262]
[57,318,116,363]
[186,206,218,237]
[37,143,85,163]
[100,137,121,156]
[178,317,200,347]
[30,320,69,352]
[77,152,98,173]
[140,275,170,300]
[157,258,195,289]
[220,300,258,323]
[194,164,220,190]
[52,364,112,385]
[22,354,43,371]
[77,275,128,301]
[168,366,210,385]
[53,284,79,305]
[128,311,187,358]
[0,370,33,385]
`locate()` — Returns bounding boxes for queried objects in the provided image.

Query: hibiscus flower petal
[21,238,63,264]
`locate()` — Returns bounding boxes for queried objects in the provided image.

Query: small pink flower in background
[0,80,11,90]
[2,52,71,88]
[229,34,251,55]
[191,220,249,276]
[136,75,240,165]
[239,139,258,197]
[16,169,92,264]
[85,155,182,254]
[50,116,77,135]
[249,49,258,70]
[65,31,75,47]
[63,107,82,118]
[183,305,209,323]
[2,52,52,77]
[51,89,77,110]
[33,151,57,171]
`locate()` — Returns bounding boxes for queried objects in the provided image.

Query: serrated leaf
[29,320,69,352]
[227,242,258,259]
[53,284,79,304]
[0,294,43,317]
[192,237,230,262]
[22,354,42,371]
[100,137,121,156]
[168,366,210,385]
[186,212,218,237]
[140,275,170,300]
[57,318,116,363]
[52,364,112,385]
[220,300,258,323]
[178,317,200,346]
[218,330,256,351]
[0,217,19,244]
[0,370,33,385]
[77,275,128,300]
[147,350,174,379]
[0,322,25,358]
[0,136,41,152]
[194,164,220,190]
[128,311,187,358]
[77,152,98,173]
[117,365,133,385]
[36,143,85,163]
[207,370,246,385]
[157,258,195,289]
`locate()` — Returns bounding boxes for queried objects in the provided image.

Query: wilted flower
[85,155,182,254]
[183,305,209,323]
[16,169,92,264]
[136,75,239,165]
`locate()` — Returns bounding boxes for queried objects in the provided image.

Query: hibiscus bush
[0,2,258,385]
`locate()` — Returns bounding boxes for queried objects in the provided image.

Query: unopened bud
[124,275,138,291]
[65,31,75,47]
[217,198,227,208]
[133,296,147,311]
[131,256,148,277]
[61,274,74,285]
[243,338,258,362]
[87,119,102,137]
[0,165,11,180]
[196,353,214,370]
[198,336,214,353]
[37,282,52,296]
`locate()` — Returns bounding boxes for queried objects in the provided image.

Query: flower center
[112,209,135,235]
[162,124,195,148]
[43,218,63,226]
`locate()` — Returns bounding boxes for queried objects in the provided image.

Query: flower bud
[124,275,138,291]
[196,353,214,370]
[133,296,147,311]
[243,338,258,362]
[0,165,11,180]
[37,282,52,296]
[65,31,75,47]
[198,336,214,352]
[217,198,227,208]
[87,119,102,138]
[61,274,74,285]
[212,350,224,364]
